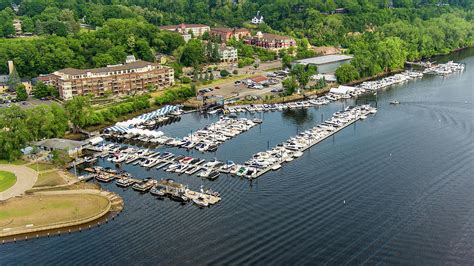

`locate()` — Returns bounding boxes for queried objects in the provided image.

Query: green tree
[335,64,360,83]
[282,77,298,96]
[64,96,91,133]
[0,106,30,161]
[290,64,317,92]
[220,69,230,77]
[51,150,71,167]
[32,81,47,98]
[180,39,204,67]
[15,84,28,101]
[7,67,21,92]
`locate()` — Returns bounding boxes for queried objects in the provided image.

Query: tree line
[0,91,192,161]
[0,104,68,161]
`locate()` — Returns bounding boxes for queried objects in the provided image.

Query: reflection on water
[0,49,473,264]
[281,108,314,125]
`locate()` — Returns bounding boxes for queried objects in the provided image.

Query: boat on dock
[192,196,209,208]
[132,179,156,192]
[116,177,138,187]
[95,174,115,183]
[150,186,166,197]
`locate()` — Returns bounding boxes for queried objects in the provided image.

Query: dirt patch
[28,163,55,172]
[34,171,67,187]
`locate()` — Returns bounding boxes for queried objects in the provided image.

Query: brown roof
[250,75,268,83]
[160,23,209,30]
[234,28,250,33]
[211,27,234,33]
[260,33,294,41]
[211,27,249,33]
[56,60,161,75]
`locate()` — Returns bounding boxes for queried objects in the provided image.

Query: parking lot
[0,93,55,109]
[199,69,289,100]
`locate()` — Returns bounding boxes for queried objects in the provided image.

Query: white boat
[193,196,209,207]
[271,164,281,171]
[293,151,303,158]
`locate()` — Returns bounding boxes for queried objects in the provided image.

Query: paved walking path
[0,165,38,201]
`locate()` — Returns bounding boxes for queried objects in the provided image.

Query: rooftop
[160,24,209,30]
[56,60,162,76]
[255,32,294,41]
[294,54,353,65]
[211,27,249,33]
[250,75,268,83]
[34,138,86,151]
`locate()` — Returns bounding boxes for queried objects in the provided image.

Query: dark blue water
[1,49,473,264]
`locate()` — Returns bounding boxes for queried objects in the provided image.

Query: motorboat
[271,164,282,171]
[207,171,220,181]
[150,186,166,197]
[193,196,209,207]
[78,173,95,182]
[170,191,188,202]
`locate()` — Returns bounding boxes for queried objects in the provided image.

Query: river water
[1,49,473,264]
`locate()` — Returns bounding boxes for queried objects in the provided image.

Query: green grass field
[0,171,17,192]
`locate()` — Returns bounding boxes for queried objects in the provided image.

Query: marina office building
[44,60,174,100]
[293,54,353,74]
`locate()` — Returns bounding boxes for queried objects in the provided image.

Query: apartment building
[210,27,250,42]
[245,32,296,51]
[159,23,210,38]
[46,60,174,99]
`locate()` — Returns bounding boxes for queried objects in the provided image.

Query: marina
[83,166,221,207]
[240,105,377,179]
[2,48,472,264]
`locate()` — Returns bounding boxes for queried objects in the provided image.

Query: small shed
[249,75,268,84]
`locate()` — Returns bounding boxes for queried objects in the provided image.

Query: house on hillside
[251,11,264,24]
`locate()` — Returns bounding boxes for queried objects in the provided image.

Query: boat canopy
[105,105,179,134]
[330,85,355,94]
[88,136,104,145]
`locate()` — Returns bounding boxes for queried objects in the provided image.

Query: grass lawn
[0,194,110,229]
[28,163,56,172]
[34,171,67,187]
[0,171,17,192]
[0,159,27,165]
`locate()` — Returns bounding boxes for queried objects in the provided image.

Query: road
[0,165,38,201]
